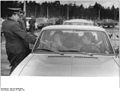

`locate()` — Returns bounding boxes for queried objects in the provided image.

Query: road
[1,26,119,76]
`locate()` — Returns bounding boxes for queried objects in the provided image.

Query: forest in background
[1,1,119,20]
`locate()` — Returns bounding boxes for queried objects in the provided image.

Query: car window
[34,29,114,54]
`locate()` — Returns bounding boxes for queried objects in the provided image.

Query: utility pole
[23,1,26,17]
[67,4,69,19]
[0,2,1,18]
[114,10,116,20]
[98,9,101,20]
[116,1,120,58]
[35,6,37,17]
[47,6,49,18]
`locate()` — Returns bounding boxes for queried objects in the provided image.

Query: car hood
[12,54,119,76]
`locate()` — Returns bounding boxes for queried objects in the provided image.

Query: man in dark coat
[2,8,37,74]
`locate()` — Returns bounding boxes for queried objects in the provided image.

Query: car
[26,17,32,30]
[11,25,119,76]
[0,18,5,35]
[63,19,98,26]
[36,17,48,29]
[96,19,118,28]
[47,18,58,25]
[0,18,4,24]
[0,18,5,27]
[26,17,38,31]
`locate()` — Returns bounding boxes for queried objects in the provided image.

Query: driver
[40,31,66,51]
[50,31,66,50]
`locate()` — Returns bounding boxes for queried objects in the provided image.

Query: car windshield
[33,29,114,55]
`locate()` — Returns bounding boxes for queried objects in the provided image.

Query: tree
[1,1,119,20]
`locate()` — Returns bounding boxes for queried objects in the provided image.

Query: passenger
[80,32,100,53]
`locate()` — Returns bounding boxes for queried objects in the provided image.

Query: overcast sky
[5,0,120,8]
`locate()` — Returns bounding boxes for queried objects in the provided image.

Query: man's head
[7,8,21,21]
[53,31,63,42]
[82,32,93,45]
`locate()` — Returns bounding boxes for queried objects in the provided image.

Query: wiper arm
[40,48,53,52]
[39,48,64,55]
[60,50,94,56]
[59,50,80,52]
[40,49,95,56]
[79,52,94,56]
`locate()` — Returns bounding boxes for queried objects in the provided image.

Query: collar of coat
[8,18,17,22]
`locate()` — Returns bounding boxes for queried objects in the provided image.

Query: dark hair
[7,10,18,17]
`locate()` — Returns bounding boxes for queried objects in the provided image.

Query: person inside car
[80,32,100,53]
[50,31,66,50]
[40,31,66,51]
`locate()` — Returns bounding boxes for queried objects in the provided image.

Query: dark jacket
[2,18,36,54]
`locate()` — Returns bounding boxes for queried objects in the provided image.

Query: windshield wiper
[39,48,53,52]
[39,48,64,55]
[59,50,80,52]
[78,52,95,56]
[59,50,94,56]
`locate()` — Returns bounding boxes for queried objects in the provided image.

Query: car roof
[63,19,94,23]
[42,25,106,32]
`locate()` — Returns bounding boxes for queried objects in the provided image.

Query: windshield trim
[33,50,115,56]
